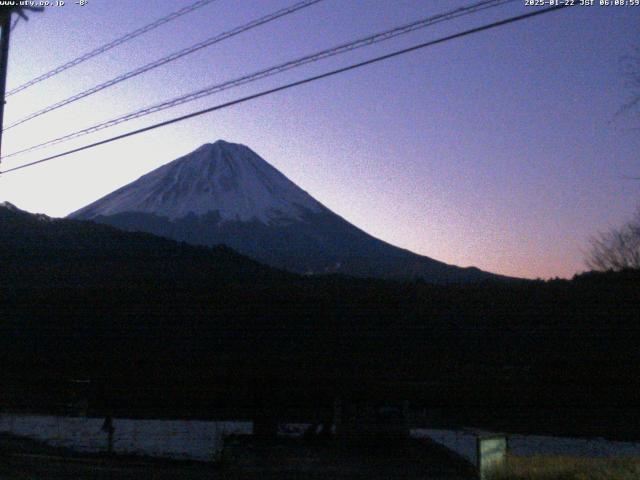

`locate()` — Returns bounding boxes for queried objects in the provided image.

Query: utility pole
[0,9,12,162]
[0,6,42,164]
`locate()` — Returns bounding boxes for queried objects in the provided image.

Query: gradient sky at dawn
[1,0,639,279]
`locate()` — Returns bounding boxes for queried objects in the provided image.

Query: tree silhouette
[586,208,640,271]
[619,46,640,118]
[585,46,640,272]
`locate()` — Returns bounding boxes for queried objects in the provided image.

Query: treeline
[1,205,639,437]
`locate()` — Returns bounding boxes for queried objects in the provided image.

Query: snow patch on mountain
[70,140,324,223]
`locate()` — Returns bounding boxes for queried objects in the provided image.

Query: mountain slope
[70,140,509,283]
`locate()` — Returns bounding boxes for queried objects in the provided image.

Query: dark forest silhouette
[1,204,639,439]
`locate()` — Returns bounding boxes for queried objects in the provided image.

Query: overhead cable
[4,0,324,130]
[2,0,516,158]
[6,0,219,97]
[0,4,571,175]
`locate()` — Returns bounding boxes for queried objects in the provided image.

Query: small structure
[477,434,507,480]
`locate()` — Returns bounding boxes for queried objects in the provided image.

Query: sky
[0,0,638,279]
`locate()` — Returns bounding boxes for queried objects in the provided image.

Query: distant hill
[0,200,285,282]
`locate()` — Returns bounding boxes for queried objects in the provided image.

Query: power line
[5,0,219,97]
[0,4,570,176]
[4,0,324,131]
[2,0,515,158]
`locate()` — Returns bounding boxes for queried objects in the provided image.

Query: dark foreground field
[0,433,475,479]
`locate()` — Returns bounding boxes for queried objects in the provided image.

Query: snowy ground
[2,414,639,465]
[0,414,251,461]
[280,423,640,465]
[412,428,640,465]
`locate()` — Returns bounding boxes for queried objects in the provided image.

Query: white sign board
[477,435,507,479]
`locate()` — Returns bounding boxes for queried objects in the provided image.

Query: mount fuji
[70,140,506,283]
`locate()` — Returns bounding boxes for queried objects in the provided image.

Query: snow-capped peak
[70,140,324,223]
